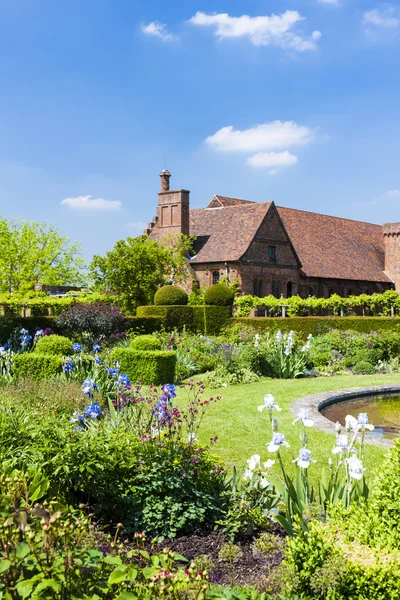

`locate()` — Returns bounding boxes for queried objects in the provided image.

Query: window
[253,279,264,297]
[212,270,220,285]
[268,246,276,262]
[272,281,281,299]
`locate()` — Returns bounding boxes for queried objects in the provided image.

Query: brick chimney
[383,222,400,288]
[155,170,190,237]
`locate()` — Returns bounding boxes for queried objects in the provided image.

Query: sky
[1,0,400,262]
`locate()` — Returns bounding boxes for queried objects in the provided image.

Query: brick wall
[383,223,400,289]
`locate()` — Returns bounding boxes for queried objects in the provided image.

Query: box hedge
[130,335,162,351]
[109,348,176,385]
[136,305,231,334]
[33,334,72,355]
[13,353,64,380]
[230,317,400,339]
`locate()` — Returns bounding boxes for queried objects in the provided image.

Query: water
[321,394,400,440]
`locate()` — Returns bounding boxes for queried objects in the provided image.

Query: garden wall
[230,316,400,338]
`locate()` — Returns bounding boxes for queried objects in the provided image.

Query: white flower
[347,455,365,480]
[263,459,275,470]
[247,454,261,471]
[186,432,197,444]
[345,415,359,432]
[335,421,342,434]
[268,432,290,453]
[332,434,349,454]
[276,330,282,342]
[357,413,374,431]
[259,477,270,489]
[293,448,316,469]
[243,469,253,481]
[293,408,314,428]
[0,347,6,355]
[258,394,282,413]
[221,383,228,387]
[307,334,313,340]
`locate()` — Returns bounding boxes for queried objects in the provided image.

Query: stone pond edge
[290,384,400,449]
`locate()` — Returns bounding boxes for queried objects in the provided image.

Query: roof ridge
[190,201,272,212]
[277,205,382,228]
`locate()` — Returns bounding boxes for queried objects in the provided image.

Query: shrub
[154,285,188,306]
[353,360,375,374]
[13,353,63,380]
[55,302,126,337]
[33,334,72,355]
[204,284,235,307]
[130,334,162,351]
[109,348,176,384]
[136,305,231,334]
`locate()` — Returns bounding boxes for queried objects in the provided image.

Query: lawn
[178,373,400,482]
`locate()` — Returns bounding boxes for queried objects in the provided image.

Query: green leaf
[34,579,61,594]
[103,555,123,566]
[16,580,34,599]
[16,542,31,560]
[142,566,160,579]
[117,593,138,600]
[0,559,11,573]
[173,552,188,563]
[108,566,129,585]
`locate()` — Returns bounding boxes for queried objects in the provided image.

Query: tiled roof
[190,202,272,263]
[277,206,390,283]
[207,195,256,208]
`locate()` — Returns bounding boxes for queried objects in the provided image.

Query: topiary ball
[130,335,162,351]
[353,360,375,375]
[204,284,235,307]
[34,334,72,356]
[154,285,188,306]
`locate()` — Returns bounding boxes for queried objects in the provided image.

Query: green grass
[178,374,400,483]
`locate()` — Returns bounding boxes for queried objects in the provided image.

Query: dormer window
[268,246,276,262]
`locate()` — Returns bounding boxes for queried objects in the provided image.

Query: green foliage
[205,284,235,307]
[33,334,72,355]
[137,305,231,334]
[126,315,164,334]
[90,233,193,312]
[109,348,176,384]
[284,520,400,599]
[130,334,162,351]
[0,217,84,292]
[231,316,400,339]
[353,360,375,374]
[154,284,188,306]
[13,353,63,380]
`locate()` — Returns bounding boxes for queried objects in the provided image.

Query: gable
[241,204,300,267]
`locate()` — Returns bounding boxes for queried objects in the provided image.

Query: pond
[321,393,400,440]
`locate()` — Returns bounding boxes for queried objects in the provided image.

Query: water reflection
[321,394,400,440]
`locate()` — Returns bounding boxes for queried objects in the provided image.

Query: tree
[0,218,85,293]
[89,234,193,312]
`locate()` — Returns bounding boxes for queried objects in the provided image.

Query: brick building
[147,170,398,298]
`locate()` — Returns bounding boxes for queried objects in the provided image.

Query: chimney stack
[160,169,171,192]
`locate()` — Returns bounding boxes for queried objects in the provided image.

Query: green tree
[0,218,85,293]
[90,234,192,312]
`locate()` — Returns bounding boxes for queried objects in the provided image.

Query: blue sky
[1,0,400,261]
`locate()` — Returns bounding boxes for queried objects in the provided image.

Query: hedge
[154,285,188,306]
[0,315,164,343]
[230,317,400,339]
[136,305,231,334]
[33,334,72,355]
[109,348,176,385]
[130,335,162,351]
[13,353,64,380]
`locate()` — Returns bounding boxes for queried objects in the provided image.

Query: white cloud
[205,121,314,153]
[386,189,400,197]
[60,195,122,211]
[246,151,298,169]
[141,21,177,41]
[188,11,321,52]
[363,6,399,29]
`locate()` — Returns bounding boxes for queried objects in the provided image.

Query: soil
[152,528,285,589]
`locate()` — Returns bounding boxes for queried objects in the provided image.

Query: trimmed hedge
[154,285,188,306]
[109,348,176,385]
[204,284,235,307]
[33,334,72,355]
[130,335,162,351]
[136,305,231,334]
[230,316,400,339]
[13,353,64,380]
